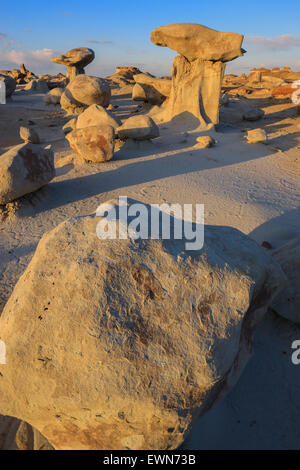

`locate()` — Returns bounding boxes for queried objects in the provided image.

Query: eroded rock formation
[51,48,95,83]
[150,23,245,128]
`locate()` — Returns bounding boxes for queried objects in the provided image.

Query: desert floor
[0,84,300,449]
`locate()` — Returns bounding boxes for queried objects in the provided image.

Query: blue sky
[1,0,300,77]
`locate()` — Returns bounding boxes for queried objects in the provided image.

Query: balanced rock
[60,75,111,114]
[0,143,55,204]
[19,126,40,144]
[66,125,115,162]
[0,201,285,449]
[76,104,121,130]
[0,74,16,97]
[117,115,159,140]
[51,48,95,83]
[271,236,300,323]
[151,23,244,62]
[246,128,267,144]
[150,23,245,127]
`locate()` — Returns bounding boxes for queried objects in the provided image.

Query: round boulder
[60,75,111,114]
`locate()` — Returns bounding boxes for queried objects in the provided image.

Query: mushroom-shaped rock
[151,23,244,63]
[150,23,245,128]
[0,199,285,450]
[51,48,95,83]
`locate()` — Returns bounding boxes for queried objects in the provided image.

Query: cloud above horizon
[0,48,62,73]
[0,33,7,40]
[247,34,300,50]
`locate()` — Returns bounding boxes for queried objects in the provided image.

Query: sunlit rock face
[150,23,245,128]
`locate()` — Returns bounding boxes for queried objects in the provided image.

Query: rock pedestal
[150,23,245,128]
[51,48,95,83]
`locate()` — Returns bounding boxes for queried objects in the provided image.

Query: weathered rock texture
[76,104,121,130]
[60,75,111,114]
[150,23,245,127]
[51,48,95,83]
[0,143,55,204]
[16,421,53,450]
[0,201,285,450]
[271,236,300,323]
[66,125,115,162]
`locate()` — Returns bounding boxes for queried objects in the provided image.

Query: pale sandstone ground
[0,82,299,449]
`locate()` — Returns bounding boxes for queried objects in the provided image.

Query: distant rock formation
[51,47,95,83]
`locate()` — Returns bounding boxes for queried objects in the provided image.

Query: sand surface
[0,85,300,449]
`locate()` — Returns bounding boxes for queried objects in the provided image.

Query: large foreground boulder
[0,143,55,204]
[0,201,285,449]
[271,236,300,323]
[60,75,111,114]
[66,125,115,162]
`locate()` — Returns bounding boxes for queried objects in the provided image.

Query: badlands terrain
[0,23,300,450]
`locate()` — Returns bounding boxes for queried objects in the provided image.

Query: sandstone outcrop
[0,200,285,449]
[150,23,245,128]
[51,48,95,83]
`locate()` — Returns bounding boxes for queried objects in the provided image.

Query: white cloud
[0,48,62,74]
[0,33,7,40]
[247,34,300,50]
